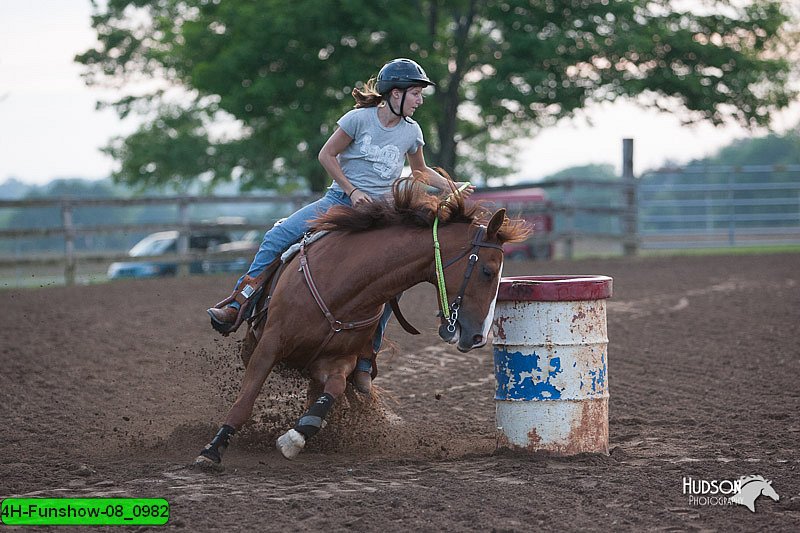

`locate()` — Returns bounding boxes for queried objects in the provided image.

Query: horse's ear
[486,208,506,241]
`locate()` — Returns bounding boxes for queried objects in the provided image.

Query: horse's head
[760,479,780,501]
[732,475,780,511]
[436,209,510,352]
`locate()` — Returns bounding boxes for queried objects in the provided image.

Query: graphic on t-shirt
[358,134,402,179]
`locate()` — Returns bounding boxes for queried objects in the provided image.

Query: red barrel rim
[497,275,613,302]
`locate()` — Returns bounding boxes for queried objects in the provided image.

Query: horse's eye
[482,265,495,278]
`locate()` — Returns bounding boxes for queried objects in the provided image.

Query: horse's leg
[305,379,325,409]
[195,340,279,465]
[276,357,354,460]
[239,328,258,368]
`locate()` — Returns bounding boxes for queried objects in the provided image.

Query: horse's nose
[473,334,483,345]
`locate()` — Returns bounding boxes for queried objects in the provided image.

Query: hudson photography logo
[683,475,780,512]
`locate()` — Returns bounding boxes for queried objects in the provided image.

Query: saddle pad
[280,230,328,263]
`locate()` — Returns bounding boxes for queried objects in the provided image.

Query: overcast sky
[1,0,798,187]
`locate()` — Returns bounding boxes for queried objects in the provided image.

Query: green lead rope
[433,215,450,319]
[433,181,471,320]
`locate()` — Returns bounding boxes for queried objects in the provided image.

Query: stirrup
[208,307,242,336]
[210,275,263,336]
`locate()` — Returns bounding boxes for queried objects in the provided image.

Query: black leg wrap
[294,393,335,439]
[199,424,236,464]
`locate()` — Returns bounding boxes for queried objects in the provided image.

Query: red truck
[470,187,553,259]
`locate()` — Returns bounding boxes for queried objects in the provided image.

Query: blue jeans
[373,302,394,354]
[244,189,351,278]
[232,189,393,353]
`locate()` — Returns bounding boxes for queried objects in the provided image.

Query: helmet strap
[387,88,413,123]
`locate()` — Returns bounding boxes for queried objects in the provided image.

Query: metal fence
[638,165,800,249]
[0,185,637,286]
[477,139,638,260]
[3,141,800,286]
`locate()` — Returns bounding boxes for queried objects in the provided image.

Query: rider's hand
[349,188,373,206]
[456,182,476,198]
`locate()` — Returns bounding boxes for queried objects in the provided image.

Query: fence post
[177,200,190,277]
[622,138,638,256]
[727,169,736,246]
[563,179,575,260]
[61,200,76,286]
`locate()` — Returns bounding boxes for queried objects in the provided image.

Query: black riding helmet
[376,58,435,120]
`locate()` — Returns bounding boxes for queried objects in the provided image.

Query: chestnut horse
[195,177,530,463]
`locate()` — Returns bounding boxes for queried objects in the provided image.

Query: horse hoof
[192,455,222,470]
[277,429,306,460]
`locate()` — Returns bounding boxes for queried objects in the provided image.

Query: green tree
[705,131,800,167]
[78,0,797,192]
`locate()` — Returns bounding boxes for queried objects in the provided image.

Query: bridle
[433,218,504,334]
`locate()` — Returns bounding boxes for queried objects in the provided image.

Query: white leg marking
[276,429,306,460]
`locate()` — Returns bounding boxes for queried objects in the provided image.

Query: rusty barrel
[492,275,613,454]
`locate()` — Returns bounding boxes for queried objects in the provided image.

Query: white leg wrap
[276,429,306,460]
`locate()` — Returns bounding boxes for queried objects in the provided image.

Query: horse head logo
[729,475,779,512]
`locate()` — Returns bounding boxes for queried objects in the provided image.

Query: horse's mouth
[439,322,460,345]
[440,322,487,352]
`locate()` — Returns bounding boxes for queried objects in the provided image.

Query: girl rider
[207,58,475,393]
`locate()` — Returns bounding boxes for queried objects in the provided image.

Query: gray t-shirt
[329,106,424,198]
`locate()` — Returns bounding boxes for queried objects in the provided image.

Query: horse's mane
[740,475,769,484]
[312,171,531,244]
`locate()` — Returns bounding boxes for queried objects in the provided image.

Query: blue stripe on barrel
[494,348,564,400]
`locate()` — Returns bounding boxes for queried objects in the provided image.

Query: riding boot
[353,356,374,394]
[207,305,238,326]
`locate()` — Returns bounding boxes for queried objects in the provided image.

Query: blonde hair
[352,77,384,108]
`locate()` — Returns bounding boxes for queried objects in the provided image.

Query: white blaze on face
[478,259,503,345]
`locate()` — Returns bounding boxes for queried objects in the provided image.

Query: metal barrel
[492,275,613,454]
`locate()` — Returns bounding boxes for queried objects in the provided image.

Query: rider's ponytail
[352,77,383,108]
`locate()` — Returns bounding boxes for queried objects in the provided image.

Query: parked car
[470,187,553,259]
[107,230,232,279]
[201,229,263,274]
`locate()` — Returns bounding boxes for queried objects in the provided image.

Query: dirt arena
[2,252,799,531]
